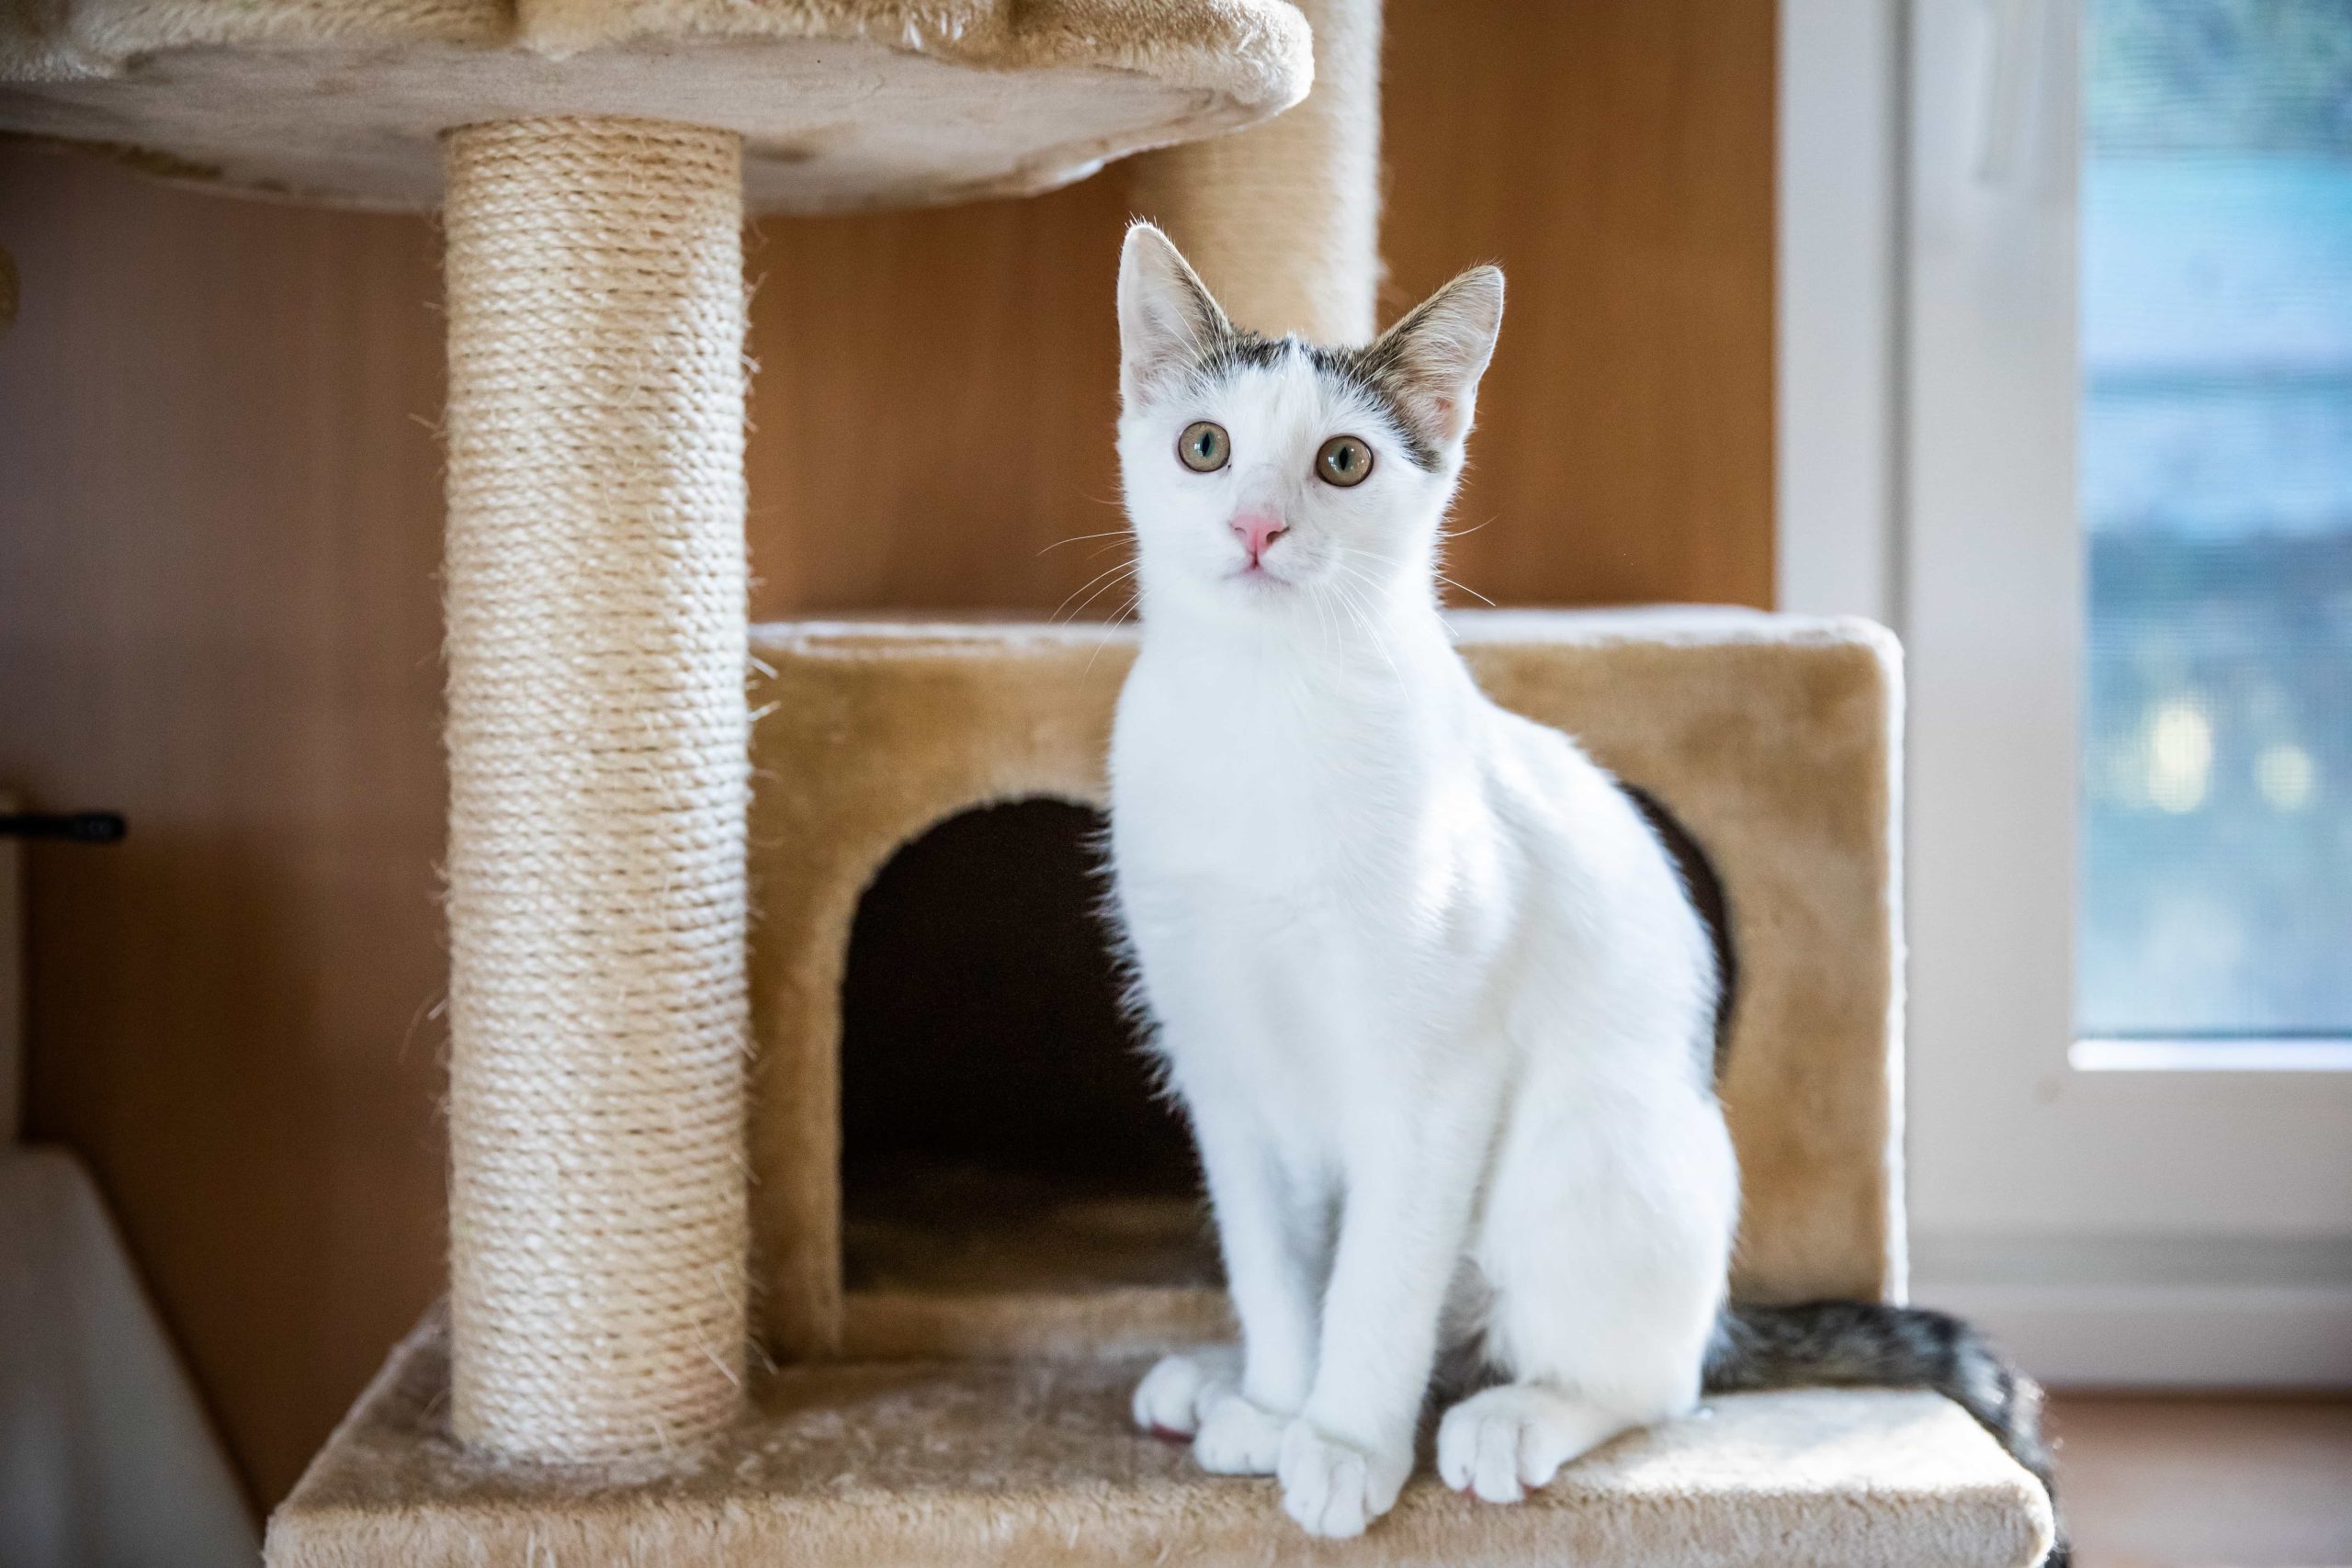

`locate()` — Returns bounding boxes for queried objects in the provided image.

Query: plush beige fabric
[260,610,2015,1568]
[745,610,1905,1360]
[265,1312,2052,1568]
[0,0,1309,210]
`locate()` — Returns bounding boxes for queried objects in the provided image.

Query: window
[2077,1,2352,1048]
[1784,0,2352,1382]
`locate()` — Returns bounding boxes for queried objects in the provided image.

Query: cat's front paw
[1131,1348,1238,1440]
[1193,1387,1288,1474]
[1436,1384,1616,1504]
[1277,1420,1409,1539]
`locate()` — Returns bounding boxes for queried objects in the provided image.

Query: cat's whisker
[1054,561,1140,626]
[1333,544,1407,581]
[1435,573,1498,609]
[1328,584,1385,671]
[1055,574,1138,629]
[1049,556,1140,621]
[1038,527,1136,556]
[1329,549,1413,624]
[1303,566,1339,657]
[1082,593,1143,677]
[1326,569,1405,682]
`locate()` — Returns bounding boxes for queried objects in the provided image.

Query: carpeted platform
[266,1314,2054,1568]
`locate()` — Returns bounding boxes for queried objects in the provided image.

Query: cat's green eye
[1317,434,1374,488]
[1178,421,1231,473]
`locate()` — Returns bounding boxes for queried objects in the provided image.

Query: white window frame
[1780,0,2352,1384]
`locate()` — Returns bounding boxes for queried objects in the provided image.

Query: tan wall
[0,0,1772,1514]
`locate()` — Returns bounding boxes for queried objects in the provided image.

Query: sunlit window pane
[2078,0,2352,1038]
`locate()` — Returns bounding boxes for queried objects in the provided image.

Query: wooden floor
[2050,1396,2352,1566]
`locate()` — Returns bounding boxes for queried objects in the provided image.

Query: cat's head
[1115,221,1503,626]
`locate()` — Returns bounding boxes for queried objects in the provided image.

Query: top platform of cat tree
[0,0,1311,211]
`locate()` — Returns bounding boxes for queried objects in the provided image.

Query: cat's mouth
[1226,549,1306,589]
[1227,561,1296,591]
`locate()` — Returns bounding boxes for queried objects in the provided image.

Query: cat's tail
[1702,1299,2067,1567]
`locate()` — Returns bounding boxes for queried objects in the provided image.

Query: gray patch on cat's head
[1307,340,1445,470]
[1177,326,1445,472]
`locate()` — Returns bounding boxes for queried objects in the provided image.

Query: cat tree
[2,3,2055,1563]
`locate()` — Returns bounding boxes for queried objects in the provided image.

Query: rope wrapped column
[441,117,750,1462]
[1129,0,1384,343]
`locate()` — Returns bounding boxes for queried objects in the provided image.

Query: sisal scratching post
[442,118,751,1463]
[1130,0,1384,342]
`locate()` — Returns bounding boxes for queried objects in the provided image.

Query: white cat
[1104,222,2059,1551]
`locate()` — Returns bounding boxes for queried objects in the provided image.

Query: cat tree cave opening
[839,797,1221,1303]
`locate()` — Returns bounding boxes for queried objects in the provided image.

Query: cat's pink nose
[1230,510,1288,566]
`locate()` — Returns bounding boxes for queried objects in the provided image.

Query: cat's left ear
[1366,265,1505,448]
[1118,221,1231,409]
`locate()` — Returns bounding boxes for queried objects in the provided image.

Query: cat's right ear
[1118,221,1229,409]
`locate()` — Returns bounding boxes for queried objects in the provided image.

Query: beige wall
[0,0,1772,1512]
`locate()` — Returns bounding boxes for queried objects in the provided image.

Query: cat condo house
[0,3,2054,1563]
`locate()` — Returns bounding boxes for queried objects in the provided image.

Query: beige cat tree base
[274,1330,2045,1567]
[267,614,2051,1568]
[1,1,2054,1563]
